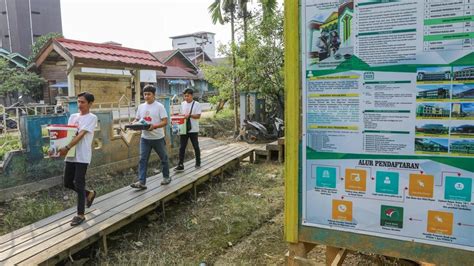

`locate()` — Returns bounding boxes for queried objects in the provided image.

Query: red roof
[53,38,166,70]
[157,66,197,79]
[152,50,175,63]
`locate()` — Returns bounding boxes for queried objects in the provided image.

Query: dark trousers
[178,132,200,166]
[64,162,89,216]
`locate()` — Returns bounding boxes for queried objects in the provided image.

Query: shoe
[195,164,201,169]
[174,165,184,172]
[86,190,96,208]
[161,177,171,185]
[70,215,85,226]
[130,181,147,190]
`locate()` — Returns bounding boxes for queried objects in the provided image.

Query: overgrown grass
[96,162,284,265]
[200,108,235,139]
[0,134,21,160]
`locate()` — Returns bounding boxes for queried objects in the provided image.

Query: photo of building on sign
[452,84,474,101]
[415,124,449,137]
[416,85,451,101]
[415,138,449,154]
[450,140,474,155]
[416,103,450,119]
[417,67,452,82]
[453,66,474,81]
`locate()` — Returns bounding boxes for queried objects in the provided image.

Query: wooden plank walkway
[0,142,254,265]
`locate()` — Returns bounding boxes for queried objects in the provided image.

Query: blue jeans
[139,138,169,184]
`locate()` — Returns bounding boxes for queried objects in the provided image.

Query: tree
[28,32,63,63]
[203,9,284,118]
[209,0,239,135]
[0,59,45,101]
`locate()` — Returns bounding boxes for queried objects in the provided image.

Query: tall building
[0,0,62,57]
[170,31,216,59]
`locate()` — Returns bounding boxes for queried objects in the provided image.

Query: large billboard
[302,0,473,251]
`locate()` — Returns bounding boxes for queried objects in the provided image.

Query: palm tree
[209,0,239,135]
[208,0,277,136]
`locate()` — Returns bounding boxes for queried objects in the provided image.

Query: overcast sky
[60,0,232,54]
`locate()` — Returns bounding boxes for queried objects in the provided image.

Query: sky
[60,0,232,53]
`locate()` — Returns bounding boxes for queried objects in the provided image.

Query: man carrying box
[56,92,98,226]
[174,88,202,172]
[130,85,171,189]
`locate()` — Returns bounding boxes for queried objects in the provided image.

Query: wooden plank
[3,146,253,264]
[0,146,228,251]
[0,142,231,245]
[19,146,253,265]
[4,148,252,264]
[0,145,247,257]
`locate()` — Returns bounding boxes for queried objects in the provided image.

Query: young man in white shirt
[130,85,171,189]
[174,88,202,172]
[56,92,98,226]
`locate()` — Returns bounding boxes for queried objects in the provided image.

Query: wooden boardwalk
[0,143,254,265]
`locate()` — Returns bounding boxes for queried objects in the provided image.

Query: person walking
[174,88,202,172]
[130,85,171,189]
[57,92,98,226]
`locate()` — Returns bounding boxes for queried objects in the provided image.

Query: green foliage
[203,9,284,116]
[28,32,63,63]
[0,58,45,100]
[0,135,21,160]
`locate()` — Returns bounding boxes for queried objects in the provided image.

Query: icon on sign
[417,180,425,188]
[435,216,443,223]
[351,173,360,182]
[384,177,391,184]
[454,182,464,191]
[338,204,347,213]
[385,208,398,218]
[322,170,330,178]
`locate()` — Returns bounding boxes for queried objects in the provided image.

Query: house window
[33,34,41,38]
[177,42,187,45]
[31,11,40,15]
[4,35,9,38]
[1,11,6,15]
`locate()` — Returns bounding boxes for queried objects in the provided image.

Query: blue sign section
[376,171,399,195]
[445,176,472,202]
[316,166,337,188]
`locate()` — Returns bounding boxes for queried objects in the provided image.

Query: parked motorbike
[242,114,284,144]
[0,113,18,132]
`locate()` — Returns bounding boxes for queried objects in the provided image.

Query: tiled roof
[157,66,197,79]
[55,38,166,70]
[152,50,175,63]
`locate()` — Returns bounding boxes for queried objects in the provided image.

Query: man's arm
[148,117,168,130]
[58,130,89,156]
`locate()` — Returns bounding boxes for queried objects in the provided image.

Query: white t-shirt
[65,113,97,164]
[136,101,168,139]
[180,100,202,133]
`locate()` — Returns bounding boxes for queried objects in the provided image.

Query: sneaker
[86,190,96,208]
[195,163,201,169]
[174,165,184,172]
[161,177,171,185]
[130,181,147,190]
[70,215,85,226]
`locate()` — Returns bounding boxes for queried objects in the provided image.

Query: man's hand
[184,114,190,119]
[58,147,69,157]
[147,124,155,131]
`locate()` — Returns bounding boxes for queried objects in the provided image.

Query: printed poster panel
[301,0,474,251]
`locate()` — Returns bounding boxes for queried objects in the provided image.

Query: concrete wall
[0,106,178,192]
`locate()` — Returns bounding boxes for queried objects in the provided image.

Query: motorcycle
[242,114,284,144]
[0,113,18,132]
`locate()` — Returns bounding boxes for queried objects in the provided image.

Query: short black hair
[143,85,156,94]
[78,92,95,103]
[183,88,193,95]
